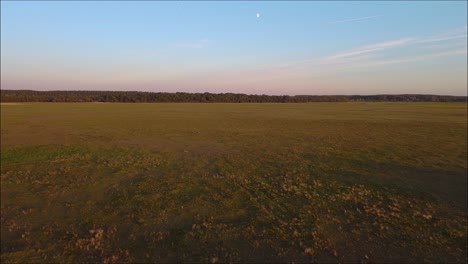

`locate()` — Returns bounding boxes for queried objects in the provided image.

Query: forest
[1,90,466,103]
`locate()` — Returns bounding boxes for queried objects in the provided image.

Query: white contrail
[329,15,382,24]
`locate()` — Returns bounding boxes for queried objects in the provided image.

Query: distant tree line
[1,90,466,103]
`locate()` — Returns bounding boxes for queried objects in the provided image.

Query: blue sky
[1,1,467,95]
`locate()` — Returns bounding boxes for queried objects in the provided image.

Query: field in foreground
[1,102,467,263]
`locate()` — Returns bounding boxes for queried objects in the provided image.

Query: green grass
[1,102,467,263]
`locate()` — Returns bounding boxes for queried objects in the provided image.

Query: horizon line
[1,89,466,98]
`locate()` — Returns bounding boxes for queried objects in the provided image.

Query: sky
[1,1,467,95]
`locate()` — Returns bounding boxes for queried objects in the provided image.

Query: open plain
[1,102,467,263]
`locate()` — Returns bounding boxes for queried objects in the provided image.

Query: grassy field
[1,102,467,263]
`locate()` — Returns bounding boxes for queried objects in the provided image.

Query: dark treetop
[1,90,466,103]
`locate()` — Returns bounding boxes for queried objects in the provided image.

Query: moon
[256,13,261,18]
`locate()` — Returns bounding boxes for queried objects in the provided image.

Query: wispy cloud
[329,15,382,24]
[325,38,414,61]
[208,26,467,86]
[414,34,467,44]
[324,26,467,62]
[338,48,467,70]
[174,39,209,49]
[413,25,467,44]
[239,26,467,79]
